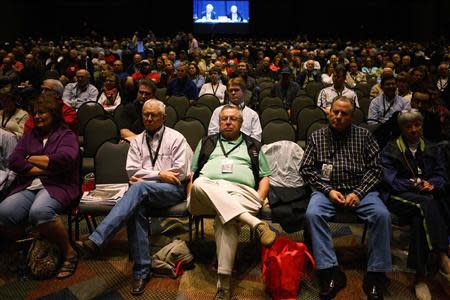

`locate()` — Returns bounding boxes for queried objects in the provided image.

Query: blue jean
[0,189,64,226]
[305,191,392,272]
[89,181,185,279]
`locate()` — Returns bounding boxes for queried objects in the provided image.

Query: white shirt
[317,86,359,108]
[97,92,121,113]
[208,105,262,142]
[198,82,227,104]
[126,126,192,182]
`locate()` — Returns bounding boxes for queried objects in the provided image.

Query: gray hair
[220,104,243,122]
[143,99,166,114]
[43,79,64,96]
[331,96,355,111]
[397,110,423,128]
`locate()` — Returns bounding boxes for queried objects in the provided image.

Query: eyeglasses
[220,116,240,122]
[41,86,54,92]
[399,108,420,114]
[142,112,163,119]
[33,111,49,116]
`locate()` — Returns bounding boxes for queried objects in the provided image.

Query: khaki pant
[189,177,261,274]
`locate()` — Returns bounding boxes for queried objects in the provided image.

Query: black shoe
[363,272,386,300]
[130,274,151,295]
[74,240,98,259]
[318,267,347,300]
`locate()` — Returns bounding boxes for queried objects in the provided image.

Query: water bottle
[82,172,96,192]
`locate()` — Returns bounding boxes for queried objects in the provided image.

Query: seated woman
[188,63,205,93]
[97,72,121,113]
[0,94,81,279]
[0,87,29,138]
[381,110,450,299]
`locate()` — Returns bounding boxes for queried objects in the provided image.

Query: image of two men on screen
[194,2,248,23]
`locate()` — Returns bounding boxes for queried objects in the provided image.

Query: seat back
[174,119,206,150]
[290,95,315,124]
[167,96,190,120]
[260,107,289,128]
[77,101,105,136]
[352,107,365,125]
[296,105,327,140]
[358,96,371,119]
[83,116,120,157]
[305,81,323,100]
[306,119,329,143]
[197,94,221,111]
[262,120,296,145]
[185,105,212,130]
[94,142,130,184]
[155,87,167,102]
[165,105,178,128]
[259,81,274,91]
[259,96,283,112]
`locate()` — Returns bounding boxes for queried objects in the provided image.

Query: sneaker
[213,288,230,300]
[254,222,276,247]
[414,282,431,300]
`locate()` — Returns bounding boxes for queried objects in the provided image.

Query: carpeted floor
[0,218,449,300]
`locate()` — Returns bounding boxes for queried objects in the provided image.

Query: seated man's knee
[373,204,391,222]
[190,178,208,198]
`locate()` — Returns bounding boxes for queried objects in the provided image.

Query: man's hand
[345,193,360,208]
[416,180,434,192]
[328,190,346,205]
[129,176,143,184]
[159,171,181,185]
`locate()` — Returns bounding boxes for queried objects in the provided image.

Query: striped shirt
[299,125,382,198]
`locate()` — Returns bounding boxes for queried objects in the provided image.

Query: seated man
[62,69,99,109]
[189,104,275,300]
[25,79,78,133]
[296,59,321,89]
[208,77,261,141]
[317,64,359,114]
[368,74,410,124]
[300,96,391,300]
[227,5,244,22]
[270,66,300,109]
[345,62,367,88]
[76,99,191,295]
[167,63,198,102]
[117,79,157,141]
[200,3,217,21]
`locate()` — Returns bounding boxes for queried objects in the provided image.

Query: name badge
[321,164,333,181]
[221,158,234,173]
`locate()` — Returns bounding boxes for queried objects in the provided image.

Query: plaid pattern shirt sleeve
[299,130,334,195]
[300,125,382,198]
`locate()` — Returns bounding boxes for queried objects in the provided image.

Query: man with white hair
[201,3,217,21]
[227,5,244,22]
[24,79,78,133]
[76,99,192,295]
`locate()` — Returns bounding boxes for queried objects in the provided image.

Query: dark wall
[0,0,446,41]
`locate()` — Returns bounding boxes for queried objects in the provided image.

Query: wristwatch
[25,155,31,161]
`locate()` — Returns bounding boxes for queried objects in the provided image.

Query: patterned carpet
[0,218,449,300]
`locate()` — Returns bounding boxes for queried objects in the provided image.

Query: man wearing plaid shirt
[300,96,391,300]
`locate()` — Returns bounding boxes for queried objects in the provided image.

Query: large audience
[0,31,450,300]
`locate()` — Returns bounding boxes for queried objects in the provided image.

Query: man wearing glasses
[189,103,275,300]
[76,99,192,295]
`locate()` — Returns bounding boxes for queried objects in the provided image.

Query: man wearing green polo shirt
[189,104,275,300]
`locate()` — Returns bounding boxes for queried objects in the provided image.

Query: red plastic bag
[261,237,315,300]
